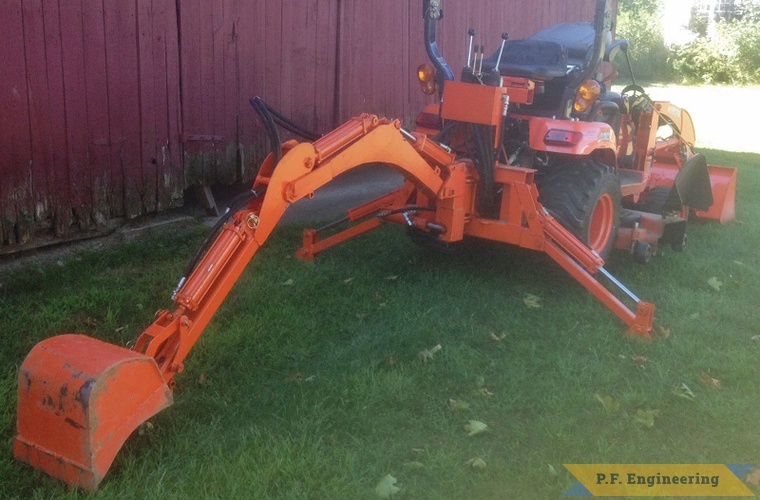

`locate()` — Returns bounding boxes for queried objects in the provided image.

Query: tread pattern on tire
[536,159,622,258]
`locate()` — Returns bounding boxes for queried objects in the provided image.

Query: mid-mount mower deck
[14,0,736,490]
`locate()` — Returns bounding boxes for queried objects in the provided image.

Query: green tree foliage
[616,0,760,84]
[615,0,674,81]
[672,3,760,84]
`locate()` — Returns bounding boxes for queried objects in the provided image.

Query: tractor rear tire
[536,160,622,259]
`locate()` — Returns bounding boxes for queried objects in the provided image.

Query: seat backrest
[528,22,595,67]
[482,40,568,80]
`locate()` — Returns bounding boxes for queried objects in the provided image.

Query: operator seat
[480,22,597,116]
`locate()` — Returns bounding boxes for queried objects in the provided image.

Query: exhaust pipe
[422,0,454,90]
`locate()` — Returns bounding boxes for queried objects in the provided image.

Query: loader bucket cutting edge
[14,334,173,491]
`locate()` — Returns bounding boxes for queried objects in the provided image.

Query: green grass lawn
[1,149,759,499]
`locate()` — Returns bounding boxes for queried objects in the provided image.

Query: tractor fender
[526,116,617,161]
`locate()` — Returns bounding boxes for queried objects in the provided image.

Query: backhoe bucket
[14,334,173,491]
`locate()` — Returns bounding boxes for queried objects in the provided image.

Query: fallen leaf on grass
[548,464,559,476]
[489,332,506,342]
[701,372,722,389]
[386,357,398,366]
[385,275,399,281]
[673,383,697,401]
[465,457,487,469]
[448,399,471,411]
[138,421,154,436]
[374,474,400,498]
[751,335,760,342]
[474,388,494,398]
[745,467,760,487]
[523,294,542,308]
[343,277,354,284]
[633,409,660,428]
[632,356,648,367]
[464,420,488,436]
[403,461,425,471]
[418,344,442,363]
[656,326,671,338]
[285,372,303,382]
[595,393,621,412]
[707,277,723,291]
[282,278,294,286]
[197,372,212,387]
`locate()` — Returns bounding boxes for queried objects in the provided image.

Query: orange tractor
[14,0,736,490]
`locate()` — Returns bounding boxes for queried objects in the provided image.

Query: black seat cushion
[483,40,568,79]
[528,22,595,65]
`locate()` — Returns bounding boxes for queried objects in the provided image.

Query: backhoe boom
[14,113,654,491]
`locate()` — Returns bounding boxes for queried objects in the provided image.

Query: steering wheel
[621,84,651,102]
[620,84,653,121]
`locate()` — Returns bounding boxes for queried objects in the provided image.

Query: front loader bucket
[651,154,736,224]
[14,334,173,491]
[695,164,737,223]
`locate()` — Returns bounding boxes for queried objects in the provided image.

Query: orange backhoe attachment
[14,335,172,491]
[15,114,654,490]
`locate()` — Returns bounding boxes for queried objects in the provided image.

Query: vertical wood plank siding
[1,0,607,248]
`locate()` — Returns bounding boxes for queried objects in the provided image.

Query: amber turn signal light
[417,63,436,95]
[573,79,601,113]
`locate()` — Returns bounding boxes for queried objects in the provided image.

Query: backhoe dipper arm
[13,114,447,492]
[13,112,654,492]
[134,114,445,384]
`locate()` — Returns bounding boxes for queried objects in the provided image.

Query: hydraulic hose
[176,97,319,299]
[265,104,322,141]
[173,186,267,299]
[250,97,282,165]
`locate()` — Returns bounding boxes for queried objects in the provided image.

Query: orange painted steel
[15,112,656,491]
[695,165,737,223]
[13,115,449,491]
[520,114,617,159]
[650,158,737,224]
[14,335,172,491]
[631,102,736,223]
[440,81,507,127]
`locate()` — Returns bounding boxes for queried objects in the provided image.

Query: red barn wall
[0,0,609,250]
